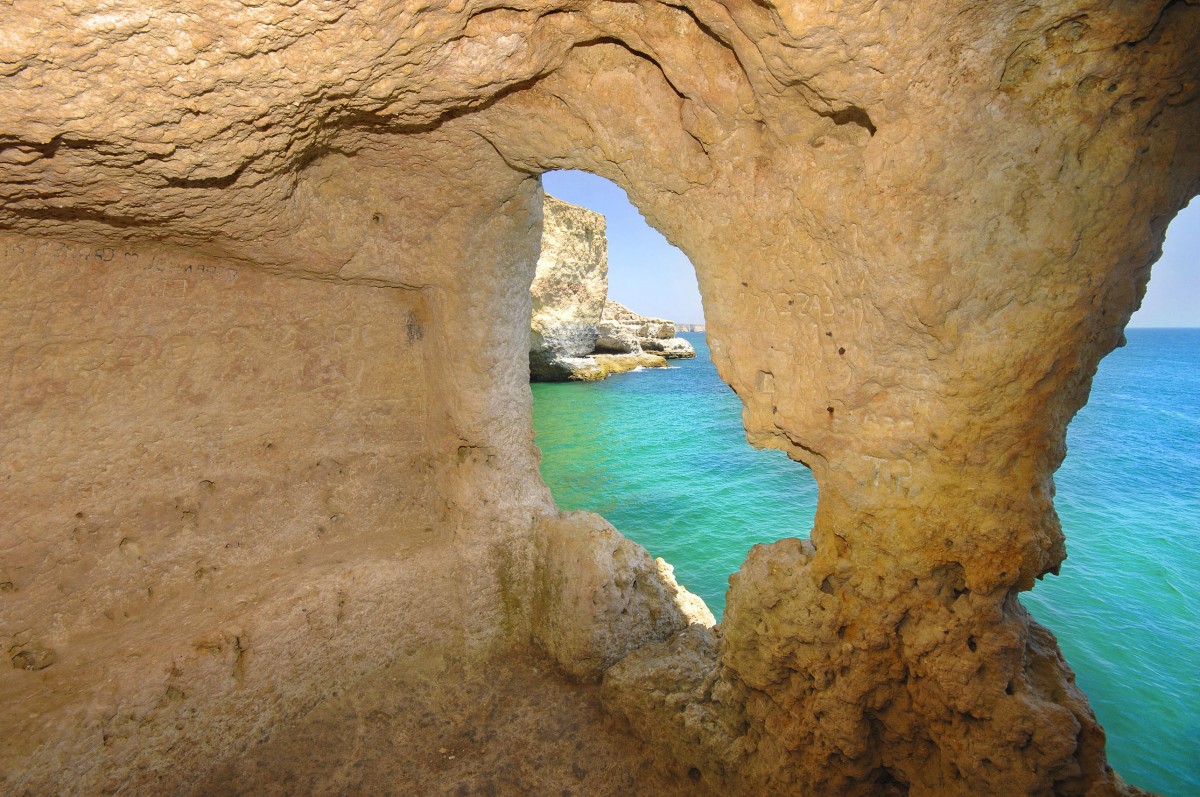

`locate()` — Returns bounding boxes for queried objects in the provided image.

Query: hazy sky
[543,170,1198,328]
[1130,199,1199,327]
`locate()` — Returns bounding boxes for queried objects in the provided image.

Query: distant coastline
[677,323,706,332]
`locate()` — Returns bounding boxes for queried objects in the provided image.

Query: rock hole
[529,170,818,620]
[819,105,878,136]
[967,636,977,652]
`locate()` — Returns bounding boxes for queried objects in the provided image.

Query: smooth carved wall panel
[0,235,440,792]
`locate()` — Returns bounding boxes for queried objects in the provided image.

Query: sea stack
[530,196,695,381]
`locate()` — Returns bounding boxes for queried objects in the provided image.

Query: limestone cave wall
[1,1,1198,795]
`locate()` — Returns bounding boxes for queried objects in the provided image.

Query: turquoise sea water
[531,329,1200,796]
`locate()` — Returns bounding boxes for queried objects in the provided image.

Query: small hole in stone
[825,331,833,337]
[371,212,383,224]
[1005,681,1015,696]
[827,406,835,414]
[1107,83,1117,92]
[688,767,701,781]
[838,347,845,355]
[967,636,977,652]
[820,576,836,595]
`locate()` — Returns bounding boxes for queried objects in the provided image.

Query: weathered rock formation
[529,195,609,378]
[600,300,697,359]
[529,199,691,380]
[0,2,1197,796]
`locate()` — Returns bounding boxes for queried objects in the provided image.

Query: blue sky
[543,170,704,324]
[1130,198,1199,327]
[543,170,1198,328]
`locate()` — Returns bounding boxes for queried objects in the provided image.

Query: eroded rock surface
[601,300,697,360]
[190,643,717,797]
[529,197,691,380]
[1,1,1198,795]
[533,511,714,682]
[529,196,609,379]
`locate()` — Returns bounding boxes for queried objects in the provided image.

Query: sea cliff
[530,197,695,381]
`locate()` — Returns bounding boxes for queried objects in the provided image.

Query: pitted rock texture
[1,1,1198,795]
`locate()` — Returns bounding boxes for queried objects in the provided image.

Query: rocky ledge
[598,300,696,361]
[530,197,696,381]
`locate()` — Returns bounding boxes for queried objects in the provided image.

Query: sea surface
[531,329,1200,796]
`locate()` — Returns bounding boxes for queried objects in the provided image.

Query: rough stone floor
[190,645,709,797]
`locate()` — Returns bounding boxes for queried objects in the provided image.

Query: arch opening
[1023,198,1200,797]
[528,170,818,619]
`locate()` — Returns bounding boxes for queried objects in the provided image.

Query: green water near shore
[531,330,1200,796]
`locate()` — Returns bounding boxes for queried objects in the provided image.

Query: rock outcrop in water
[599,300,697,360]
[530,200,693,380]
[0,2,1197,795]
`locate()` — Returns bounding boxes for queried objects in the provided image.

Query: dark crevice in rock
[818,105,878,137]
[10,205,177,229]
[1119,0,1192,49]
[164,160,251,189]
[575,38,690,102]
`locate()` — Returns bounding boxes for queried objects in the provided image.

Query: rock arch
[1,2,1197,794]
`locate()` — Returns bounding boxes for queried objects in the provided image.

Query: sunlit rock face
[602,300,697,359]
[1,1,1198,795]
[529,198,690,380]
[529,196,608,379]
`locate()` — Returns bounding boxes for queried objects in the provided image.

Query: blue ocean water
[531,329,1200,796]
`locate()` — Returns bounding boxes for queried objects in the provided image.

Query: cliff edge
[530,199,695,381]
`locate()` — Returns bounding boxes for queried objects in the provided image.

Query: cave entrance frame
[465,19,1200,789]
[527,168,820,619]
